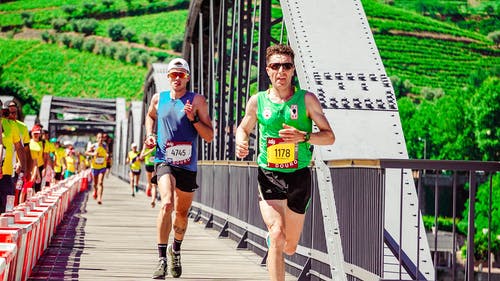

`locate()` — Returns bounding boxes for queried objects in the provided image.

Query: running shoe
[152,258,167,279]
[167,244,182,278]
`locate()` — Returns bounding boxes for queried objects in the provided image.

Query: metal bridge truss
[138,0,436,280]
[39,95,126,169]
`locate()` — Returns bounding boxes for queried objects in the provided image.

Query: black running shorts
[257,167,312,214]
[155,163,198,192]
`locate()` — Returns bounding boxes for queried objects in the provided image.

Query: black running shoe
[167,244,182,278]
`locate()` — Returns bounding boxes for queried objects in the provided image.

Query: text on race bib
[266,138,297,169]
[95,157,105,164]
[166,141,192,165]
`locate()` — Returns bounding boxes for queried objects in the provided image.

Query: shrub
[83,2,97,15]
[51,18,68,33]
[82,38,96,52]
[154,33,168,48]
[107,44,117,58]
[41,31,51,42]
[421,87,444,100]
[487,30,500,46]
[102,0,114,9]
[96,42,106,55]
[62,5,78,16]
[116,47,128,62]
[129,50,140,64]
[139,53,150,67]
[21,12,34,28]
[79,19,98,36]
[61,34,72,47]
[72,36,84,50]
[169,33,184,53]
[140,33,153,46]
[122,28,137,42]
[108,23,125,41]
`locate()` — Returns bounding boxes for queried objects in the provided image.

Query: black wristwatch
[190,115,200,124]
[303,132,311,142]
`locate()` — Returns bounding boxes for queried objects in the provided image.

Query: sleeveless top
[155,91,198,172]
[90,144,108,169]
[128,150,141,171]
[143,147,156,167]
[256,89,312,172]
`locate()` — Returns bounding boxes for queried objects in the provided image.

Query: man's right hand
[144,135,157,149]
[235,140,249,159]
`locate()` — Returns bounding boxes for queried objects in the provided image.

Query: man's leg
[96,172,105,204]
[172,188,194,241]
[259,199,287,281]
[129,171,135,196]
[283,208,306,255]
[157,174,176,243]
[152,173,175,279]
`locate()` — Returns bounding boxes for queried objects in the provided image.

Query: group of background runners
[0,99,112,213]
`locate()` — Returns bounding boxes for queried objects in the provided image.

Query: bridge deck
[27,175,294,280]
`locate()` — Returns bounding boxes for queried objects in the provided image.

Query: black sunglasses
[268,62,294,71]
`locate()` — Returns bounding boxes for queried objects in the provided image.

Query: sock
[172,239,182,252]
[158,244,167,258]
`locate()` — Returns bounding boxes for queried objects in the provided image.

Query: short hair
[266,44,295,64]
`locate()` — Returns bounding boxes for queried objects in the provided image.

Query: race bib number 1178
[266,138,297,169]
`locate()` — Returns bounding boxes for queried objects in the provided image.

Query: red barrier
[0,243,17,281]
[0,169,87,281]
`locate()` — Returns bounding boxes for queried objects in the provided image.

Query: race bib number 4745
[166,141,192,165]
[266,138,297,169]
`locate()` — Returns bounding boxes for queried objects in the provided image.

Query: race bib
[95,157,105,164]
[166,141,192,165]
[266,138,297,169]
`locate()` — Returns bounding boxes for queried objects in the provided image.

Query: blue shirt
[155,91,198,172]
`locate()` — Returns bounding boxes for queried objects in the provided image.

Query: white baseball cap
[167,58,190,74]
[131,142,137,148]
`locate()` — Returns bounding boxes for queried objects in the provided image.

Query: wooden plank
[29,175,296,280]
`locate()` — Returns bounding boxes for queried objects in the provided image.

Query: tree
[459,173,500,261]
[79,19,98,36]
[21,12,34,28]
[52,18,68,33]
[108,23,125,41]
[102,0,115,9]
[470,77,500,161]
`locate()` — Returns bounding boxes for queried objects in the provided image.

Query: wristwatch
[190,115,200,124]
[303,132,311,142]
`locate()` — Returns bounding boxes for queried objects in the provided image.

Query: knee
[283,243,297,255]
[268,225,286,249]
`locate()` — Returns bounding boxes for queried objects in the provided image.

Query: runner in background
[126,142,142,197]
[52,139,66,182]
[85,132,108,205]
[140,145,157,207]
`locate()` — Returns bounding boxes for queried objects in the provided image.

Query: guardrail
[0,170,90,281]
[190,159,500,281]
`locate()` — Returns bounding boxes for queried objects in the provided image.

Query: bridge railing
[190,159,499,281]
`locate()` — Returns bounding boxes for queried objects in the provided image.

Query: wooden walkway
[27,175,295,281]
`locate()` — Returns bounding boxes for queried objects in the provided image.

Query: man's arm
[235,95,258,159]
[144,93,159,148]
[305,92,335,145]
[191,95,214,143]
[14,141,27,174]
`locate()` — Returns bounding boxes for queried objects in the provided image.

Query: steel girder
[183,0,278,161]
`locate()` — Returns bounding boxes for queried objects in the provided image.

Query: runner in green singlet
[235,44,335,281]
